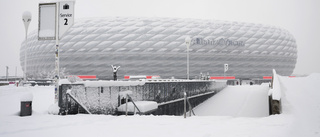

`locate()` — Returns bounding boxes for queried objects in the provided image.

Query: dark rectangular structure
[58,80,226,115]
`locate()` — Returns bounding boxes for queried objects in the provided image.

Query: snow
[39,29,55,37]
[0,86,54,116]
[0,74,320,137]
[79,80,146,87]
[48,103,59,115]
[20,92,33,102]
[58,79,147,87]
[271,69,282,100]
[194,85,269,117]
[117,101,158,113]
[58,79,71,85]
[278,74,320,137]
[119,90,133,99]
[66,90,92,114]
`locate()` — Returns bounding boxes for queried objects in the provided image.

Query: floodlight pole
[187,42,189,80]
[22,11,32,82]
[185,36,191,80]
[24,30,27,82]
[54,2,60,104]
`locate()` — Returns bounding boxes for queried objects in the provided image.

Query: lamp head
[185,36,191,47]
[22,11,32,32]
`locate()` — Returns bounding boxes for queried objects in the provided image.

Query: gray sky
[1,0,320,76]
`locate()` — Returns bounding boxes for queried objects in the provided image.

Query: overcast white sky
[0,0,319,76]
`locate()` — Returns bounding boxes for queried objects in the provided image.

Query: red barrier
[210,76,235,79]
[77,75,97,79]
[263,76,272,79]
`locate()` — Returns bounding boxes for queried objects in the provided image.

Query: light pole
[6,66,9,81]
[185,36,191,80]
[22,11,32,82]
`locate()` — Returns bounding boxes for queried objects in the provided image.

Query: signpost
[39,1,75,104]
[38,3,56,40]
[58,1,75,39]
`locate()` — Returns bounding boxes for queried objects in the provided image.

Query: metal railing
[184,92,196,118]
[125,94,141,116]
[66,90,92,114]
[58,80,226,115]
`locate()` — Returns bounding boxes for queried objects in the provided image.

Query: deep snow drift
[0,74,320,137]
[194,85,269,117]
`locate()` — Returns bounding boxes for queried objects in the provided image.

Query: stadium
[20,17,297,80]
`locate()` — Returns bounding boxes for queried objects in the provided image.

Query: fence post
[187,97,196,116]
[189,102,192,117]
[125,94,128,116]
[184,92,187,118]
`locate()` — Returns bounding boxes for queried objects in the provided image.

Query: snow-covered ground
[0,74,320,137]
[194,85,269,117]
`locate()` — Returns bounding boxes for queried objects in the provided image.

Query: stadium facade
[20,17,297,79]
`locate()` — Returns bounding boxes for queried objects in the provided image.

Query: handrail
[187,97,196,116]
[125,94,141,116]
[184,92,196,118]
[66,91,92,114]
[158,91,215,106]
[127,95,141,114]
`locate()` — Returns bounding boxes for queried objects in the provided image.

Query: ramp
[194,85,269,117]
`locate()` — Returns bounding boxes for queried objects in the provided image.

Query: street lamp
[22,11,32,82]
[185,36,191,80]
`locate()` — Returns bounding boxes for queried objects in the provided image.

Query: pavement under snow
[0,74,320,137]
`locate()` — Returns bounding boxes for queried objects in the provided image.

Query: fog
[1,0,319,76]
